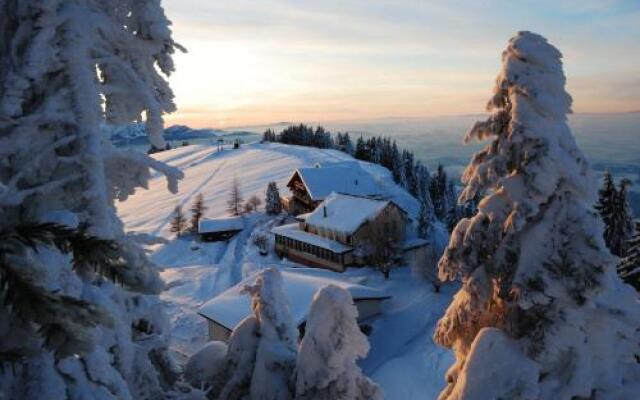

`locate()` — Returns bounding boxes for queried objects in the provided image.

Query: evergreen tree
[597,174,635,256]
[227,178,244,216]
[0,0,184,397]
[430,164,448,220]
[417,201,432,240]
[618,222,640,291]
[262,128,276,142]
[596,172,618,251]
[265,181,283,215]
[170,205,187,237]
[342,132,354,155]
[391,141,404,184]
[295,285,382,400]
[354,136,369,161]
[435,32,640,399]
[612,179,635,256]
[189,193,207,232]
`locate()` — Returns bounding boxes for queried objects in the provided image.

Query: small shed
[198,216,244,242]
[198,268,390,342]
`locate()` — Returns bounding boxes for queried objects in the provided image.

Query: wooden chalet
[283,164,381,215]
[273,193,427,272]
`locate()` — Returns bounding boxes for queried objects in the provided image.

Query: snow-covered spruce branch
[3,135,78,190]
[0,173,83,207]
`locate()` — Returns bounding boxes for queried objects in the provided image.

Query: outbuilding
[198,216,244,242]
[198,268,390,342]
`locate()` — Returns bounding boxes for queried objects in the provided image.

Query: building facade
[273,193,420,272]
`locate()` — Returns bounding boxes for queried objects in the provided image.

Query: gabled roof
[304,193,397,235]
[198,268,389,330]
[199,216,244,233]
[271,223,353,254]
[288,165,381,201]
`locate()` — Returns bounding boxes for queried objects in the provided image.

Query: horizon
[163,0,640,129]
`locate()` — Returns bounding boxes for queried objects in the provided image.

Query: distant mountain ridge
[109,123,253,146]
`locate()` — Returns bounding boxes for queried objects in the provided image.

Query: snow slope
[116,142,451,398]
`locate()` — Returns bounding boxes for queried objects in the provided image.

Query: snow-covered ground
[116,142,452,398]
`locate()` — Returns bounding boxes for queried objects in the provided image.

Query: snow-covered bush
[296,285,382,400]
[211,268,297,399]
[0,0,184,398]
[434,31,640,400]
[183,341,228,390]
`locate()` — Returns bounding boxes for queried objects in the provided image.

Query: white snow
[199,216,244,233]
[292,165,382,201]
[304,192,395,235]
[199,268,388,330]
[116,142,452,398]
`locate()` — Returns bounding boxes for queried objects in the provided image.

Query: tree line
[263,124,478,232]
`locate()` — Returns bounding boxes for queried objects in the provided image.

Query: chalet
[198,268,390,342]
[273,192,427,272]
[283,164,381,215]
[198,216,244,242]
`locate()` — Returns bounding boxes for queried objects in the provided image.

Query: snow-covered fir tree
[227,177,244,216]
[618,222,640,291]
[189,193,207,233]
[434,31,640,400]
[609,179,635,256]
[170,205,187,237]
[265,181,283,215]
[0,0,185,398]
[212,268,297,400]
[596,172,634,256]
[295,285,382,400]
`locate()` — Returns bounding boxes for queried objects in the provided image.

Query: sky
[162,0,640,128]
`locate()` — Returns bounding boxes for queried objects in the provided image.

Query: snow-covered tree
[295,285,382,400]
[170,205,187,237]
[596,173,634,256]
[619,222,640,291]
[227,177,244,216]
[213,268,297,400]
[434,31,640,400]
[265,181,283,215]
[0,0,184,398]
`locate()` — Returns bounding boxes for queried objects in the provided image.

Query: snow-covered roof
[198,268,389,330]
[198,216,244,233]
[305,193,393,235]
[290,166,381,201]
[401,237,429,250]
[271,223,353,254]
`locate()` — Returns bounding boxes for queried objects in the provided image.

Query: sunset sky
[163,0,640,128]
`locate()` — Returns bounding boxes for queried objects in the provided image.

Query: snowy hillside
[116,142,452,398]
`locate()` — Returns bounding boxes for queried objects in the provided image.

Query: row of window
[275,235,342,263]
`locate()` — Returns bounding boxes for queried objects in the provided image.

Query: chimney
[323,206,327,218]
